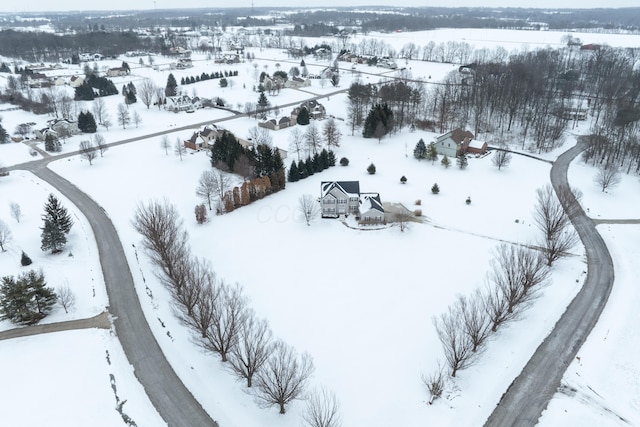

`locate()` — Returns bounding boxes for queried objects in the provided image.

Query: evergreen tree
[84,112,97,133]
[457,155,468,170]
[432,183,440,194]
[363,103,394,139]
[74,82,95,100]
[20,251,32,266]
[44,133,61,152]
[0,270,57,325]
[305,158,314,176]
[367,163,376,174]
[288,160,299,182]
[319,149,330,170]
[77,111,87,131]
[296,107,310,125]
[414,138,427,160]
[427,142,439,164]
[257,92,269,109]
[441,154,451,168]
[0,122,8,144]
[298,159,307,179]
[165,73,178,97]
[312,152,322,173]
[327,150,336,167]
[40,193,73,254]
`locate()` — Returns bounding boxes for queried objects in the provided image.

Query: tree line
[132,200,340,423]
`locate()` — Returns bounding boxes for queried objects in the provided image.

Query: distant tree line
[180,70,238,85]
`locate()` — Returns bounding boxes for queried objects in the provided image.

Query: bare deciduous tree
[137,78,157,109]
[174,139,186,161]
[196,170,218,210]
[202,282,248,362]
[594,164,621,192]
[322,118,342,148]
[92,97,107,125]
[422,363,446,404]
[117,103,130,129]
[457,290,491,353]
[254,340,314,414]
[9,202,22,223]
[57,282,76,313]
[305,122,322,154]
[160,135,170,155]
[433,304,476,377]
[302,386,343,427]
[289,127,305,161]
[248,126,273,147]
[93,134,108,157]
[534,185,579,265]
[133,110,142,128]
[131,200,190,293]
[491,148,512,170]
[228,310,273,387]
[298,194,320,226]
[79,140,97,165]
[0,219,12,251]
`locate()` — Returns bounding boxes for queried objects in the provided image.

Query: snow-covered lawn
[0,27,638,427]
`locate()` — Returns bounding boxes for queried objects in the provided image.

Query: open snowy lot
[0,26,638,427]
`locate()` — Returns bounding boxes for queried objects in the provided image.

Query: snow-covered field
[0,26,638,427]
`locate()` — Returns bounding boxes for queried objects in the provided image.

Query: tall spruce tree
[40,194,73,253]
[414,138,427,160]
[165,73,178,97]
[0,270,57,325]
[288,160,299,182]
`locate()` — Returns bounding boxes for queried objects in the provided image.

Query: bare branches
[79,140,97,165]
[594,164,621,192]
[302,386,342,427]
[228,310,274,387]
[422,363,446,404]
[196,170,217,210]
[137,78,157,109]
[491,147,512,170]
[298,194,320,226]
[534,184,579,265]
[56,282,76,313]
[201,282,247,362]
[0,219,12,251]
[433,304,476,377]
[254,340,315,414]
[9,202,22,223]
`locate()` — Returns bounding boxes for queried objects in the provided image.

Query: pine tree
[441,155,451,168]
[41,194,73,254]
[427,142,439,164]
[0,270,57,325]
[319,149,329,170]
[298,159,307,179]
[44,133,61,152]
[296,107,310,125]
[327,150,336,167]
[165,73,178,97]
[414,139,427,160]
[287,161,299,182]
[367,163,376,174]
[431,183,440,194]
[20,251,32,266]
[84,112,97,133]
[457,155,468,170]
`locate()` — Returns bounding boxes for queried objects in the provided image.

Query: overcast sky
[2,0,638,14]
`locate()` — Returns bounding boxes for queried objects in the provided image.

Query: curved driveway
[484,141,615,426]
[28,164,217,427]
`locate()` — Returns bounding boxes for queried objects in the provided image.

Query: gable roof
[321,181,360,198]
[436,128,474,145]
[362,193,384,213]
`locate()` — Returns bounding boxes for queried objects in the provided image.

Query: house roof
[436,128,474,144]
[468,139,486,150]
[361,193,384,213]
[321,181,360,198]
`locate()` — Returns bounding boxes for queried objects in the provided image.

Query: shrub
[367,163,376,175]
[431,183,440,194]
[400,175,407,184]
[195,204,207,224]
[415,199,421,206]
[339,157,349,166]
[21,251,33,266]
[466,196,472,205]
[414,209,422,216]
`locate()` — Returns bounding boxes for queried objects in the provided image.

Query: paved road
[0,311,111,341]
[28,164,217,427]
[484,141,615,426]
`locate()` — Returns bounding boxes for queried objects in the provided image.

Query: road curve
[29,164,218,427]
[484,141,615,426]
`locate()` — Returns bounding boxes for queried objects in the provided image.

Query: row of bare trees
[132,200,340,423]
[427,184,579,402]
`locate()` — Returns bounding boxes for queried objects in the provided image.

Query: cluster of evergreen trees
[122,82,137,104]
[0,270,57,325]
[287,148,336,182]
[363,103,394,140]
[180,70,238,85]
[210,130,286,191]
[77,111,97,133]
[74,74,118,100]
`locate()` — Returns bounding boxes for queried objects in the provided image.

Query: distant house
[284,76,311,89]
[69,75,85,88]
[291,100,326,123]
[433,128,475,158]
[34,118,80,140]
[183,124,222,150]
[258,116,292,131]
[107,67,129,77]
[165,95,202,113]
[320,181,385,223]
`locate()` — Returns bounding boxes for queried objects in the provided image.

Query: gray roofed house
[360,193,385,224]
[320,181,385,223]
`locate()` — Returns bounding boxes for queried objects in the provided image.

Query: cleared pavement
[484,141,615,426]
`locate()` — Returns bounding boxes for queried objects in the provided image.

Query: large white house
[320,181,385,223]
